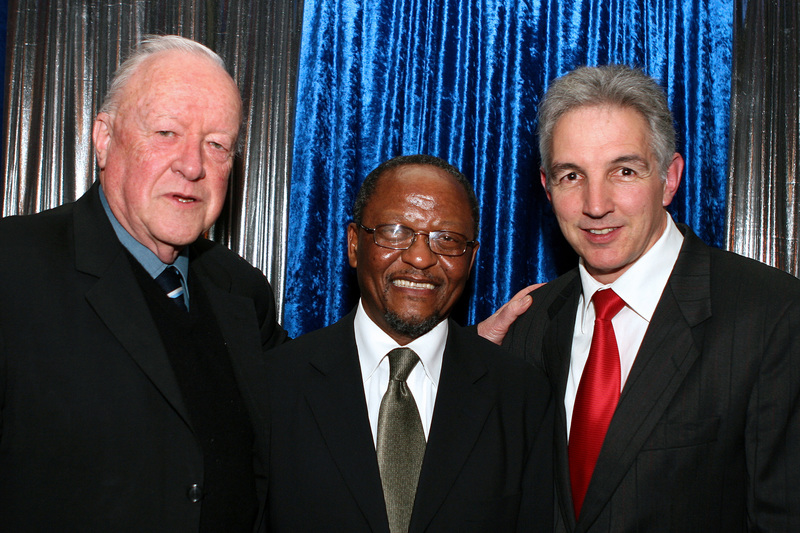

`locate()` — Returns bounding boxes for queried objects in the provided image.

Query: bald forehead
[121,50,241,116]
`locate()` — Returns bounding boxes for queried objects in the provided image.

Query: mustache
[388,269,442,285]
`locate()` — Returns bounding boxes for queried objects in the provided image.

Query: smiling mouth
[393,279,436,290]
[587,228,615,235]
[173,195,197,203]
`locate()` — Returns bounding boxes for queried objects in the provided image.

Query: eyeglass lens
[372,224,468,256]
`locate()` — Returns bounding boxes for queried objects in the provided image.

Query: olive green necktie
[377,347,426,533]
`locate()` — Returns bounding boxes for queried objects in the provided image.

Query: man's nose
[582,177,614,218]
[400,233,438,269]
[172,140,205,181]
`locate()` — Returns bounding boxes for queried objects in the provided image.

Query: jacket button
[187,484,203,503]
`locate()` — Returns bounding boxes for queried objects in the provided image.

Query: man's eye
[614,167,641,180]
[156,131,175,137]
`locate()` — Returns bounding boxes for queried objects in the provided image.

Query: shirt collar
[354,299,447,387]
[578,214,684,323]
[99,184,190,281]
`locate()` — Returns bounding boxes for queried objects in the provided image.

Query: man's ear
[347,222,359,268]
[466,241,479,273]
[540,168,552,202]
[662,152,684,207]
[92,113,113,169]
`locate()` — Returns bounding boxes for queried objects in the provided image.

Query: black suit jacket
[0,183,288,531]
[503,225,800,532]
[265,311,554,532]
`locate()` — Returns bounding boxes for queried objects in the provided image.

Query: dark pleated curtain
[0,0,303,318]
[284,0,734,337]
[727,0,799,277]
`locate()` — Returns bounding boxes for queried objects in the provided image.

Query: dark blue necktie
[154,266,187,312]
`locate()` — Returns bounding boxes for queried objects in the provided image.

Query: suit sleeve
[255,273,290,351]
[746,295,800,531]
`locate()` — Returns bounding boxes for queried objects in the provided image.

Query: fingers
[512,283,544,300]
[477,283,544,345]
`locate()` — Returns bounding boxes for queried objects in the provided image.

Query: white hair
[99,35,228,115]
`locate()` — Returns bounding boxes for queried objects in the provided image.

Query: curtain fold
[0,0,303,317]
[726,0,799,277]
[285,0,734,337]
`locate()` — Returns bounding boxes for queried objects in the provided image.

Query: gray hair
[537,65,676,183]
[353,154,480,239]
[99,35,229,116]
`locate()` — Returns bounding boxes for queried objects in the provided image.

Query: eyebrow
[610,154,651,170]
[550,162,582,175]
[550,154,651,175]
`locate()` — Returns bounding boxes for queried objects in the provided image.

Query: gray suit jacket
[504,225,800,532]
[0,183,287,531]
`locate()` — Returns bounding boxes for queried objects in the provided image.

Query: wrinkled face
[347,165,479,345]
[93,50,242,263]
[542,105,682,284]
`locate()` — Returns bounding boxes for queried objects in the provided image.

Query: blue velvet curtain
[285,0,733,337]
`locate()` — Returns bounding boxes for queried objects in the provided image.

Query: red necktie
[569,288,626,518]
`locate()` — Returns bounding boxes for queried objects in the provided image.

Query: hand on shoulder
[477,283,545,345]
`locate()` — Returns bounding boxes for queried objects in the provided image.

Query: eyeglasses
[358,223,476,257]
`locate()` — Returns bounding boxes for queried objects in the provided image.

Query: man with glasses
[264,154,553,532]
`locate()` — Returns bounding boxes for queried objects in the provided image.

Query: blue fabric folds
[285,0,733,337]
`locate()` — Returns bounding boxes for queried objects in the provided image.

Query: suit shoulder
[708,247,800,300]
[193,238,261,275]
[449,324,549,389]
[501,269,579,363]
[266,316,353,367]
[0,202,74,245]
[192,238,275,295]
[0,204,76,272]
[520,268,580,318]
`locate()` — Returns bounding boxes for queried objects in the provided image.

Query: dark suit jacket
[503,225,800,532]
[265,311,554,532]
[0,183,288,531]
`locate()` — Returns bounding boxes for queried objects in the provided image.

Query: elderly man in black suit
[480,65,800,532]
[0,36,287,531]
[265,154,554,532]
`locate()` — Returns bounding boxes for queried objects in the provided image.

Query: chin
[384,311,443,340]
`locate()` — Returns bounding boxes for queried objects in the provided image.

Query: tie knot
[592,289,625,320]
[387,347,420,382]
[155,266,184,294]
[154,266,187,311]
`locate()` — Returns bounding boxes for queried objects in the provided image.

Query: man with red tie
[480,65,800,531]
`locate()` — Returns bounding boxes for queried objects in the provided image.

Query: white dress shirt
[354,300,446,446]
[565,216,684,438]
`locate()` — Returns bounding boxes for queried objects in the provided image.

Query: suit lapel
[303,315,390,532]
[575,227,712,532]
[409,323,495,532]
[191,254,271,437]
[541,275,582,531]
[75,185,192,427]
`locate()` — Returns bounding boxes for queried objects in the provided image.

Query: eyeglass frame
[357,223,477,257]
